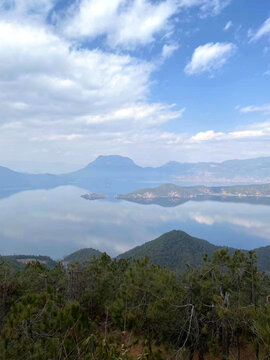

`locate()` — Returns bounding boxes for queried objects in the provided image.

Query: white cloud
[0,20,156,123]
[47,134,86,141]
[0,14,269,167]
[0,0,56,23]
[238,104,270,115]
[60,0,177,48]
[224,20,232,31]
[3,117,270,168]
[250,17,270,42]
[177,0,231,15]
[190,130,225,142]
[79,104,185,127]
[189,207,270,242]
[185,42,236,75]
[198,0,231,16]
[228,130,265,139]
[0,17,184,165]
[162,43,179,59]
[189,121,270,144]
[189,213,214,225]
[58,0,232,48]
[0,0,256,168]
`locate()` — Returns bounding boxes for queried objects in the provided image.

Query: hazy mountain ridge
[2,155,270,191]
[0,165,64,190]
[72,155,270,184]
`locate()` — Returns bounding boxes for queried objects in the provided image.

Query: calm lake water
[1,185,270,259]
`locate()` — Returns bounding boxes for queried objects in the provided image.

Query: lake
[0,185,270,259]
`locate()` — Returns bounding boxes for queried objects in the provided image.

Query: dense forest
[1,248,270,360]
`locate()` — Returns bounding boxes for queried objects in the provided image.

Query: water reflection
[117,195,270,207]
[0,186,270,259]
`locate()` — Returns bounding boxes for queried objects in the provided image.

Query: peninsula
[115,183,270,206]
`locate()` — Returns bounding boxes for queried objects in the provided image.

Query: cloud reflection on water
[0,186,270,258]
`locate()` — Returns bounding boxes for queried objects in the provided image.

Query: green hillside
[0,255,56,270]
[64,248,103,264]
[118,230,270,272]
[118,230,223,270]
[253,245,270,272]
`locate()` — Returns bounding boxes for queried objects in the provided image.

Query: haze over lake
[1,185,270,259]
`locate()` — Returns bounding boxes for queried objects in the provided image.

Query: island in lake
[81,193,107,200]
[115,183,270,207]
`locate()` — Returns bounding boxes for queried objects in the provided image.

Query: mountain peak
[118,230,218,269]
[64,248,102,264]
[96,155,134,162]
[85,155,138,169]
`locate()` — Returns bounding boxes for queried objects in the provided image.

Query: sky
[0,0,270,172]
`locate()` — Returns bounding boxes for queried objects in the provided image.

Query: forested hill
[63,248,103,264]
[118,230,270,272]
[253,245,270,272]
[118,230,227,270]
[0,249,103,269]
[0,255,56,270]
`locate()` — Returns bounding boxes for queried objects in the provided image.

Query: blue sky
[0,0,270,171]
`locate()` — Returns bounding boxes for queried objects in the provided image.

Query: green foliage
[0,292,91,360]
[113,258,181,350]
[1,249,270,359]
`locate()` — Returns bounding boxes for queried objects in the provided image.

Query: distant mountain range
[116,183,270,207]
[2,155,270,194]
[0,165,62,190]
[72,155,270,185]
[3,230,270,272]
